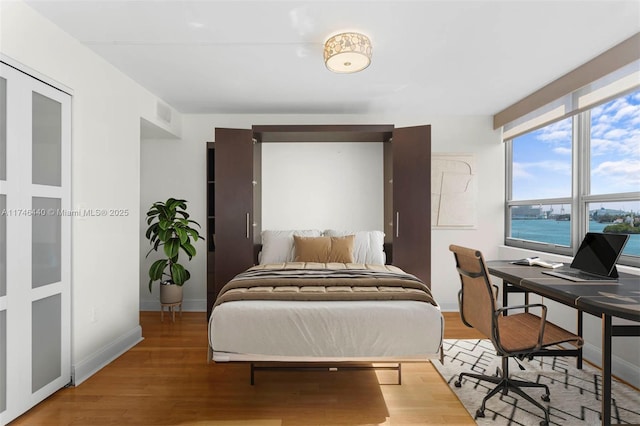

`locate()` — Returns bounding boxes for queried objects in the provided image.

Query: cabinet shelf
[206,142,216,316]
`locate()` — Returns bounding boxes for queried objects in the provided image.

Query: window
[590,94,639,195]
[506,90,640,266]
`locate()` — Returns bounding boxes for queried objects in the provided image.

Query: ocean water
[511,219,640,257]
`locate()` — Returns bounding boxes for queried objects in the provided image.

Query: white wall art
[432,153,477,228]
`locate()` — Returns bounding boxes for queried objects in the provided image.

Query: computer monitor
[570,232,630,278]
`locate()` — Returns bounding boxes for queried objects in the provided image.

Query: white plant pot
[160,282,183,304]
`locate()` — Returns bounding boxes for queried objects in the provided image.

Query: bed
[207,230,443,381]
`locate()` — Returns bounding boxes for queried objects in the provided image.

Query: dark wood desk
[487,261,640,426]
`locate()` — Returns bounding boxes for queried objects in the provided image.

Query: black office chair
[449,245,584,426]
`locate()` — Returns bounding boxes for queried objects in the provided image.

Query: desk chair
[449,245,584,426]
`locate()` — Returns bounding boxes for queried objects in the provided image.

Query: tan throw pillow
[294,235,355,263]
[327,235,355,262]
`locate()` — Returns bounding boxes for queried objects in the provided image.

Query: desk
[487,261,640,426]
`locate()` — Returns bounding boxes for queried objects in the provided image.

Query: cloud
[553,146,571,155]
[593,159,640,175]
[613,102,640,121]
[591,137,623,156]
[515,90,639,196]
[603,128,628,139]
[514,160,571,179]
[589,91,640,163]
[592,159,640,190]
[536,119,572,144]
[512,162,532,179]
[538,160,571,174]
[592,92,639,133]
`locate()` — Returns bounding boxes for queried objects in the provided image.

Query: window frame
[505,98,640,267]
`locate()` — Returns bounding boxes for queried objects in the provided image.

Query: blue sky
[512,90,640,212]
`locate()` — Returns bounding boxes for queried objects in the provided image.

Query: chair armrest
[495,303,548,351]
[457,289,474,328]
[496,303,546,315]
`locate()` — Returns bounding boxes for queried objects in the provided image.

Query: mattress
[208,263,443,362]
[209,299,443,361]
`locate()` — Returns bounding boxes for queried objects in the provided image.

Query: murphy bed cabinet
[207,124,430,316]
[210,128,261,315]
[390,125,431,286]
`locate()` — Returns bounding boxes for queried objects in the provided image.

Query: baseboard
[71,325,143,386]
[582,341,640,390]
[139,298,206,312]
[439,302,460,312]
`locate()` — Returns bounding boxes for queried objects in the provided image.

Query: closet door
[392,125,431,286]
[0,62,71,425]
[213,128,257,299]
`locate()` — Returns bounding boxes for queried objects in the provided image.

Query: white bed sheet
[209,300,443,362]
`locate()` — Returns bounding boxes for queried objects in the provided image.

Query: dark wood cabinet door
[214,128,255,296]
[392,125,431,286]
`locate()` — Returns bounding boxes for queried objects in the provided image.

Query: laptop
[541,232,630,282]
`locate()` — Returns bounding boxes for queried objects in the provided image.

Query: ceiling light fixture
[323,32,372,73]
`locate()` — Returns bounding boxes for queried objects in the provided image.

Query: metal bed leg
[398,363,402,385]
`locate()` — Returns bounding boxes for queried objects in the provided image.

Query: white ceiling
[24,0,640,116]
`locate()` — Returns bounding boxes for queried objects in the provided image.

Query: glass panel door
[0,310,5,414]
[0,72,7,420]
[0,198,4,414]
[32,197,61,288]
[0,195,5,297]
[32,92,61,186]
[0,77,5,181]
[32,294,61,392]
[0,61,70,425]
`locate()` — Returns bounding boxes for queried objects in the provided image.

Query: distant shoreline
[511,219,640,256]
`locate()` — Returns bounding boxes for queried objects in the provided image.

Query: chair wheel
[476,409,485,418]
[541,394,550,402]
[539,421,548,426]
[454,381,461,387]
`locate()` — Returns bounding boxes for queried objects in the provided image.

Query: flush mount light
[323,32,372,73]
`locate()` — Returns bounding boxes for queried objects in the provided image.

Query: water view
[511,219,640,257]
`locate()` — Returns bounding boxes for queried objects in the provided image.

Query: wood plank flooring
[10,312,483,425]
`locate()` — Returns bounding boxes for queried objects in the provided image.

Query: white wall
[262,142,383,231]
[1,1,181,384]
[140,131,207,311]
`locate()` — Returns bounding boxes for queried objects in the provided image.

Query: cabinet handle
[395,212,400,238]
[246,213,250,239]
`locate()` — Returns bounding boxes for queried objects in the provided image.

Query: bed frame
[249,362,403,385]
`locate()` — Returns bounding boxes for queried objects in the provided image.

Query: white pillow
[323,230,385,264]
[260,229,322,264]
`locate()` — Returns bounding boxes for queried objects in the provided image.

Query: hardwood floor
[11,311,482,426]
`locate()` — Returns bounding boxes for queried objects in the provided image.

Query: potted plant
[145,197,203,304]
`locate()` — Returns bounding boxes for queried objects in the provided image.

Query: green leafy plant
[145,198,203,292]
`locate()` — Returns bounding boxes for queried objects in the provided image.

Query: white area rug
[432,339,640,425]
